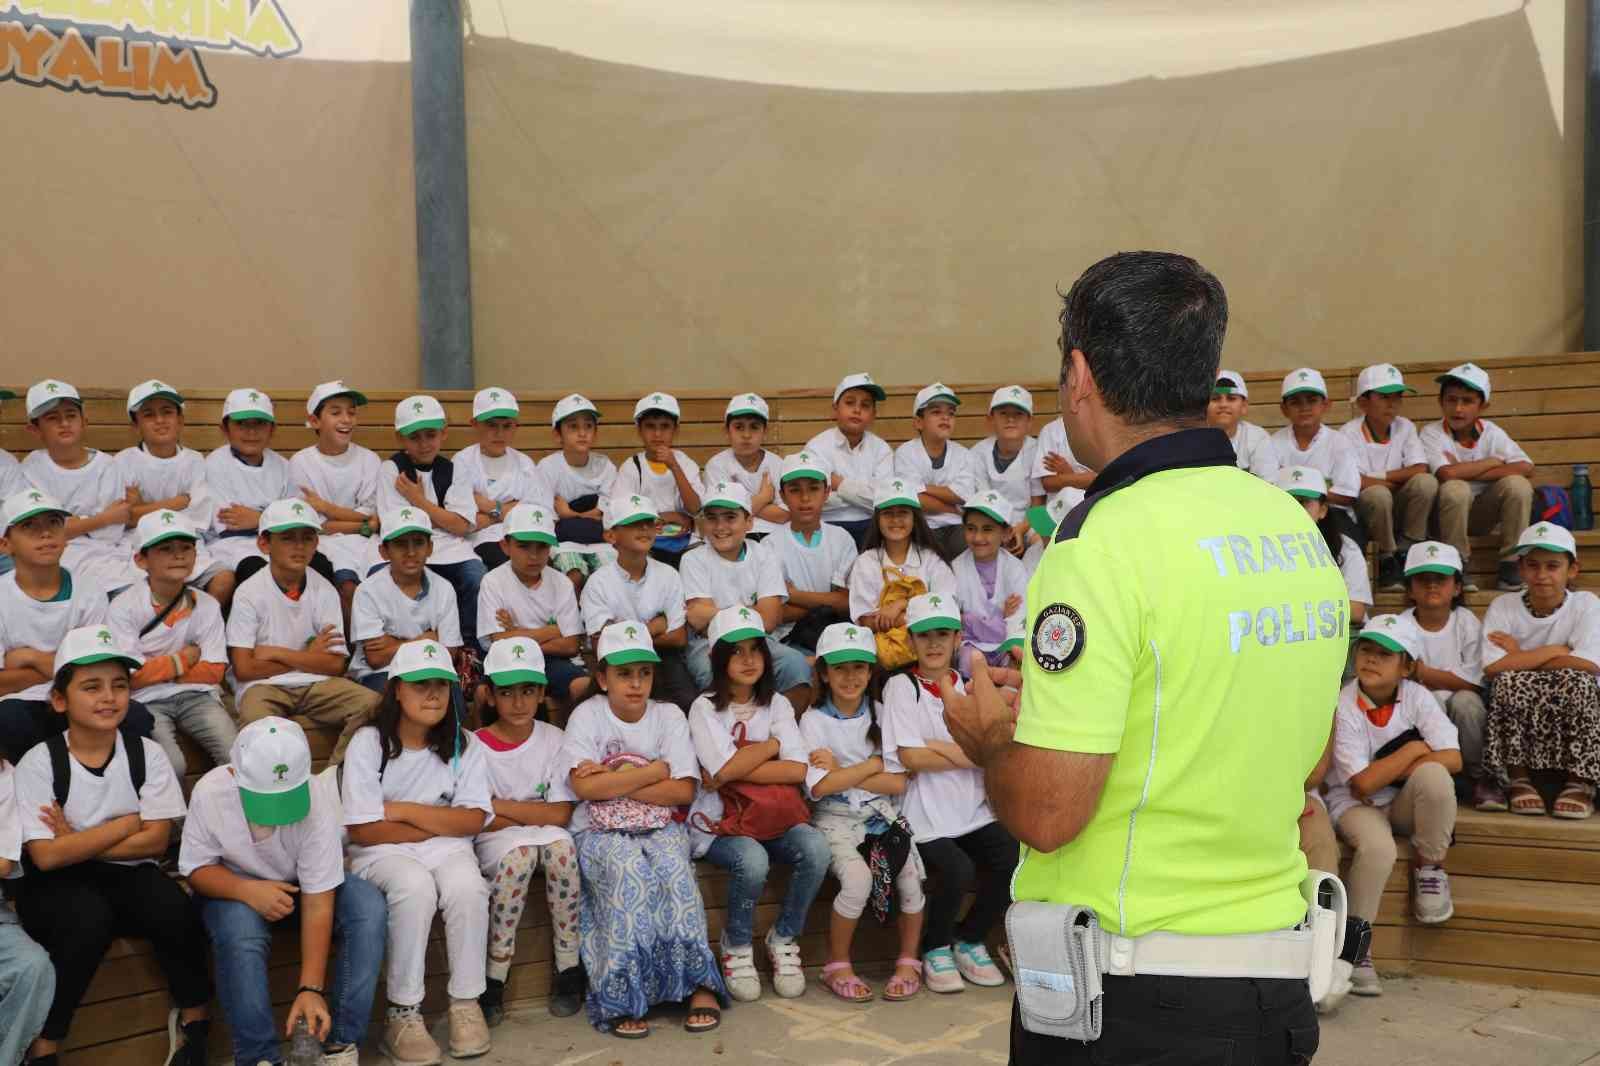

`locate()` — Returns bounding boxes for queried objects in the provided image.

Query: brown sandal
[1552,781,1595,820]
[1508,778,1547,816]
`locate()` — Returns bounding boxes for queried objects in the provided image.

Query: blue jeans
[686,635,813,694]
[0,919,53,1066]
[703,824,831,947]
[429,558,487,648]
[202,877,388,1066]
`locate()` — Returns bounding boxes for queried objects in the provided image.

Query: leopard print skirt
[1483,668,1600,782]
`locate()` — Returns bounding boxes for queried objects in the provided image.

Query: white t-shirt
[476,562,583,650]
[0,452,27,503]
[805,427,893,523]
[679,539,787,621]
[799,702,900,813]
[769,524,858,641]
[288,445,381,576]
[950,549,1029,652]
[452,444,553,548]
[1269,425,1361,502]
[114,443,214,540]
[1402,606,1485,694]
[178,767,345,893]
[579,558,687,636]
[893,438,976,530]
[848,545,958,624]
[372,459,479,567]
[108,579,227,701]
[1030,418,1091,514]
[968,436,1041,520]
[21,449,132,590]
[1480,590,1600,679]
[1339,416,1427,479]
[472,722,578,871]
[613,451,703,520]
[1419,419,1532,498]
[341,725,493,873]
[559,696,698,833]
[16,732,186,866]
[0,761,19,881]
[1227,422,1281,483]
[879,671,993,842]
[225,567,347,697]
[1326,678,1459,823]
[1336,535,1372,608]
[685,693,807,856]
[536,452,617,509]
[0,568,109,701]
[703,449,786,536]
[348,569,461,678]
[203,446,294,569]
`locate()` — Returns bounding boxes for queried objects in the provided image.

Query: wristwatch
[490,504,503,521]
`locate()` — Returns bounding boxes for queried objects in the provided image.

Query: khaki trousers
[1357,474,1439,554]
[1299,793,1341,874]
[237,678,380,763]
[1436,475,1533,561]
[1336,762,1456,922]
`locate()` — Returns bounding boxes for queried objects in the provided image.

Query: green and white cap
[725,393,769,421]
[833,372,886,403]
[53,624,144,675]
[633,391,681,421]
[380,506,433,543]
[1027,494,1074,539]
[780,449,830,484]
[708,604,765,645]
[504,501,557,545]
[989,385,1033,413]
[1,488,69,529]
[1214,369,1248,398]
[1279,465,1329,500]
[998,612,1026,654]
[596,620,661,665]
[1435,361,1491,401]
[395,394,447,436]
[873,477,923,511]
[1356,363,1416,397]
[483,636,547,687]
[701,480,752,514]
[965,490,1011,527]
[815,622,876,665]
[230,717,313,827]
[306,380,368,417]
[135,509,197,551]
[907,592,960,633]
[389,638,458,683]
[127,378,183,414]
[26,379,80,419]
[1356,614,1422,659]
[1403,540,1462,577]
[1280,368,1328,400]
[551,393,599,427]
[222,387,276,423]
[259,498,324,534]
[473,386,519,422]
[1515,521,1577,559]
[914,382,960,413]
[603,492,659,530]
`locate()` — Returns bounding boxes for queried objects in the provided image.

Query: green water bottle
[1573,464,1593,531]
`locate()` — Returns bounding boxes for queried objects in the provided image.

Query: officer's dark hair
[1058,251,1227,425]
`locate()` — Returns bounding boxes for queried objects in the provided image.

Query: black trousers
[0,699,154,765]
[918,821,1019,950]
[652,648,699,712]
[16,860,211,1041]
[1010,975,1318,1065]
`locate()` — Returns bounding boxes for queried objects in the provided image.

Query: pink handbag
[586,752,674,833]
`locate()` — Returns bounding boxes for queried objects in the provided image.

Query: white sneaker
[1315,959,1353,1015]
[320,1046,361,1066]
[1413,865,1454,924]
[1350,956,1383,997]
[721,938,762,1002]
[765,927,806,998]
[922,947,965,994]
[381,1009,442,1066]
[952,941,1006,987]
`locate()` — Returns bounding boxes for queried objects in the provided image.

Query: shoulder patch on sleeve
[1031,603,1086,672]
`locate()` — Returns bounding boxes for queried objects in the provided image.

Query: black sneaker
[1496,561,1524,591]
[479,976,506,1028]
[550,964,585,1018]
[1377,552,1404,591]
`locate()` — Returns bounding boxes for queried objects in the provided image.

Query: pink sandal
[883,957,923,1001]
[819,961,874,1003]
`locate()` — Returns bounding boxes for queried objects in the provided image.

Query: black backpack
[45,727,146,807]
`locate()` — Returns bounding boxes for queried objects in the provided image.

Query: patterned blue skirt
[577,822,728,1028]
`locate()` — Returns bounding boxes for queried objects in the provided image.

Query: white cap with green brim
[914,382,960,414]
[815,622,877,664]
[483,636,547,687]
[231,717,313,826]
[53,625,144,675]
[473,386,519,422]
[873,477,923,511]
[395,395,447,436]
[1278,465,1329,500]
[127,378,184,414]
[603,492,659,530]
[780,449,830,484]
[701,480,753,515]
[964,491,1011,527]
[833,372,886,403]
[2,488,69,529]
[1027,494,1074,539]
[135,509,198,551]
[1515,521,1577,559]
[307,380,368,417]
[1356,363,1416,397]
[1280,368,1328,400]
[222,387,276,423]
[26,379,80,420]
[725,393,769,421]
[551,393,599,428]
[259,498,324,534]
[389,638,459,683]
[907,593,961,634]
[596,620,661,665]
[1356,614,1422,659]
[998,613,1026,654]
[1213,369,1248,398]
[633,392,681,421]
[1434,362,1491,401]
[989,385,1033,413]
[709,605,765,646]
[380,506,433,543]
[504,501,557,545]
[1403,540,1462,577]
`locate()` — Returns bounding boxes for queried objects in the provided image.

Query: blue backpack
[1533,485,1574,529]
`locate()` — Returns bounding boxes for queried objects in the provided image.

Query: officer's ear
[1061,348,1096,413]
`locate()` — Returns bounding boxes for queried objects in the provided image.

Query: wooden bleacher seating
[1,349,1594,1061]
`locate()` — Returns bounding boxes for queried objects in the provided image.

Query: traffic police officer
[943,251,1348,1064]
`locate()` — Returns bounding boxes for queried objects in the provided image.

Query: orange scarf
[1357,692,1395,728]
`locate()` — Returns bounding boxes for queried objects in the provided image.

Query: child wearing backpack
[687,606,830,1004]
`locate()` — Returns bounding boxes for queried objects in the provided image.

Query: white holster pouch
[1006,869,1348,1040]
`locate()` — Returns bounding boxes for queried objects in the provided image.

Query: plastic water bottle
[1574,464,1594,531]
[287,1017,321,1066]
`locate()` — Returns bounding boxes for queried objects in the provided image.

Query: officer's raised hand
[940,651,1021,768]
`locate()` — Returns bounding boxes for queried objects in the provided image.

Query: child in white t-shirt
[1208,370,1279,483]
[1271,368,1363,544]
[539,394,617,582]
[290,381,380,617]
[342,641,494,1063]
[1340,364,1438,590]
[848,480,957,671]
[806,373,893,548]
[349,508,462,690]
[771,451,857,652]
[1281,466,1371,628]
[969,387,1040,555]
[0,754,54,1066]
[950,494,1028,678]
[703,393,788,537]
[613,393,703,559]
[1029,414,1094,516]
[204,388,308,610]
[476,503,587,710]
[453,387,554,572]
[894,383,976,562]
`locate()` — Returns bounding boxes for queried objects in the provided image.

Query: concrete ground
[364,974,1600,1065]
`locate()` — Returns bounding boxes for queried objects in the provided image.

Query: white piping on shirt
[1117,638,1163,936]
